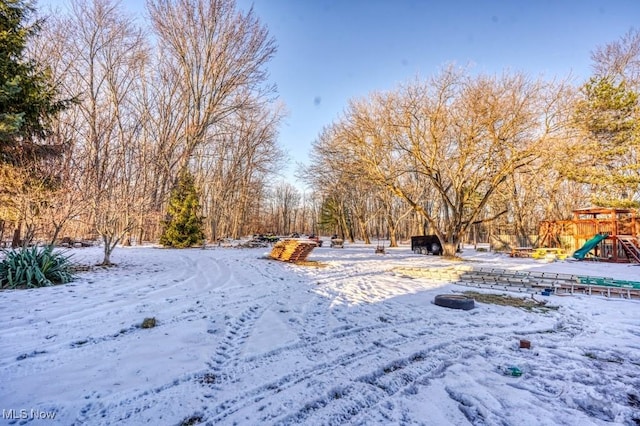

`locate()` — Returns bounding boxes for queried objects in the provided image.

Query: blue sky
[39,0,639,187]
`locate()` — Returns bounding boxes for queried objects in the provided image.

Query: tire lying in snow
[434,294,475,310]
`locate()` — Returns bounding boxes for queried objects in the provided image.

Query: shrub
[0,246,76,289]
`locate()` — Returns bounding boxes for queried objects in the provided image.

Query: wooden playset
[539,207,640,263]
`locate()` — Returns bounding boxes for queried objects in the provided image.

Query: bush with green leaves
[0,246,76,289]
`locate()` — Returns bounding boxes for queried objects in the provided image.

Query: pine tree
[565,76,640,207]
[318,196,353,239]
[159,171,205,248]
[0,0,69,165]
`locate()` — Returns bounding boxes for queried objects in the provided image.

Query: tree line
[2,0,296,264]
[1,0,639,261]
[302,34,640,256]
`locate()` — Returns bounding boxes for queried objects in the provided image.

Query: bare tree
[313,68,571,256]
[57,0,149,265]
[377,190,413,247]
[15,0,284,250]
[143,0,281,241]
[195,99,284,239]
[270,181,301,235]
[147,0,277,173]
[591,28,640,87]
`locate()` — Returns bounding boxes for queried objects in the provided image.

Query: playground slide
[572,234,608,260]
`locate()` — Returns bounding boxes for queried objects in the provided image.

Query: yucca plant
[0,246,76,289]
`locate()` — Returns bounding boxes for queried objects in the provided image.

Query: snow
[1,243,639,425]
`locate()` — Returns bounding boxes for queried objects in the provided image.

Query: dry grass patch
[292,260,327,268]
[463,291,558,312]
[260,256,327,268]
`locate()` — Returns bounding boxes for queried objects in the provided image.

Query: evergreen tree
[0,0,68,165]
[318,197,341,235]
[565,77,640,207]
[318,196,353,240]
[159,171,205,248]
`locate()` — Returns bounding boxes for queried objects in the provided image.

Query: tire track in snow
[211,334,489,425]
[234,313,430,374]
[206,304,265,374]
[203,259,554,423]
[1,253,230,371]
[201,254,559,424]
[72,256,292,424]
[0,263,206,385]
[205,316,497,424]
[285,341,477,425]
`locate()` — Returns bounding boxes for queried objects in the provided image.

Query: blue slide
[572,234,608,260]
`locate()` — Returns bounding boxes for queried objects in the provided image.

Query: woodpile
[270,239,317,262]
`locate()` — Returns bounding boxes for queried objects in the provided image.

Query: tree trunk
[23,223,36,247]
[357,217,370,244]
[50,223,64,247]
[442,241,459,257]
[388,219,398,248]
[11,226,21,249]
[101,235,114,266]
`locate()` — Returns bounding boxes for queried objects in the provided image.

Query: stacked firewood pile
[270,239,317,262]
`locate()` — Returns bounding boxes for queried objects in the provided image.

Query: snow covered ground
[1,242,639,425]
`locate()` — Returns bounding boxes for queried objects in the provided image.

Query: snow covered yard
[1,244,639,425]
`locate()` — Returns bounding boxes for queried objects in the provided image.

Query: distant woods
[1,0,638,257]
